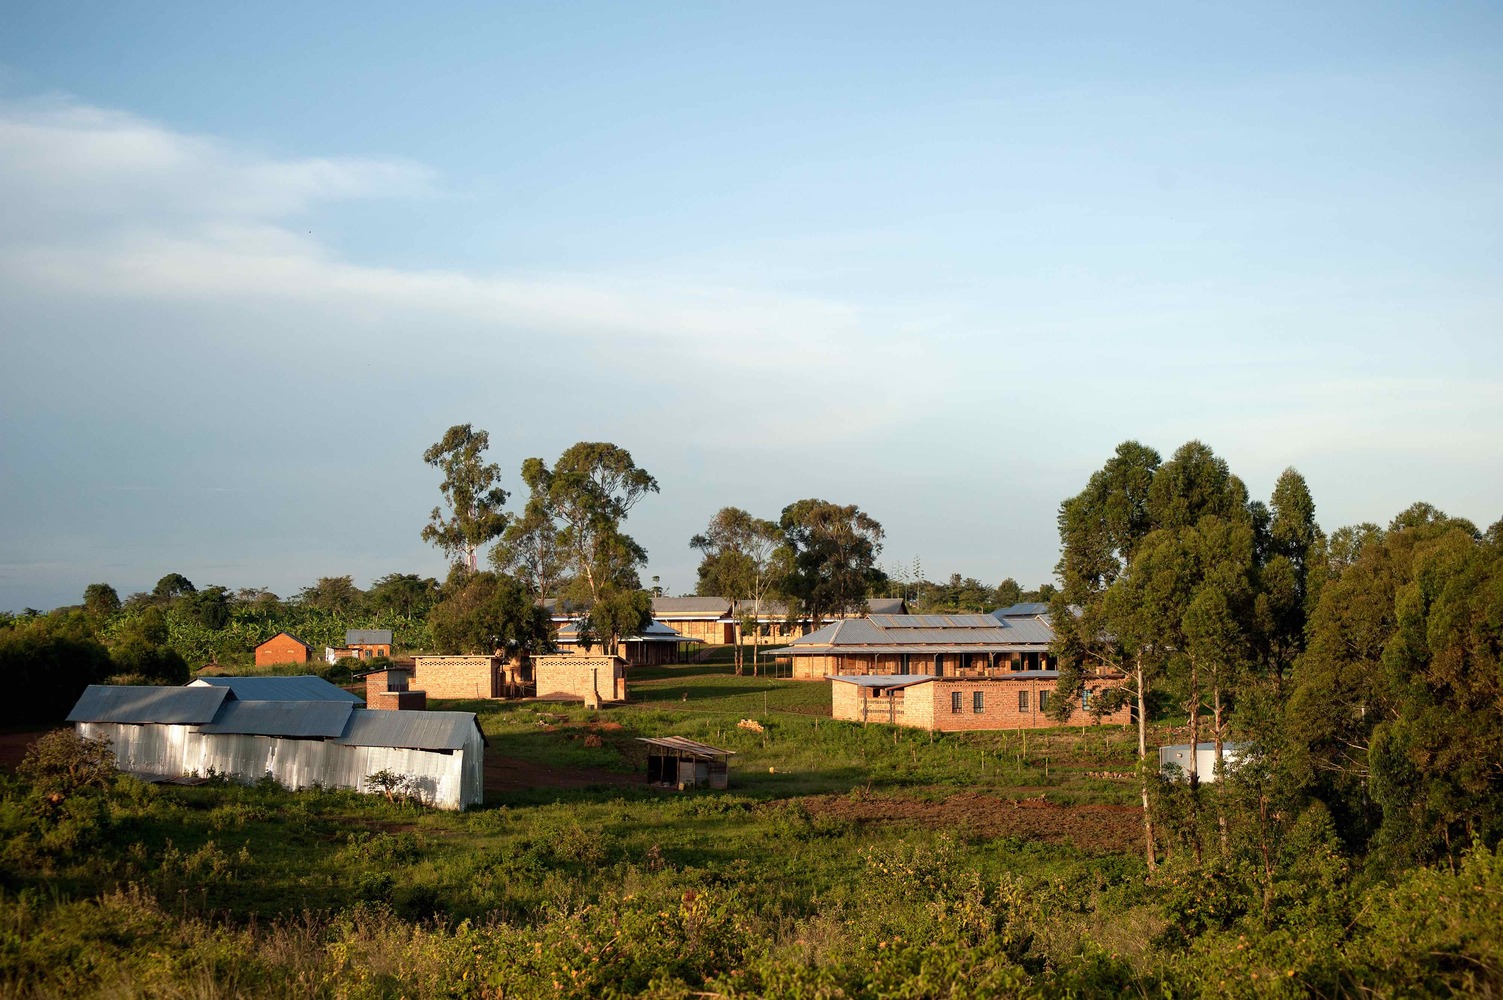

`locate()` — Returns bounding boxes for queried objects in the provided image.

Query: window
[951,691,962,714]
[1081,688,1092,711]
[972,690,985,713]
[1018,690,1030,712]
[1039,690,1050,711]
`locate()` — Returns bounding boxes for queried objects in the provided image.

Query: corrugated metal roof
[335,710,480,751]
[777,644,1054,656]
[824,675,936,689]
[67,684,229,725]
[652,596,731,616]
[869,614,1003,629]
[994,603,1052,617]
[189,676,364,703]
[345,629,393,645]
[557,620,691,642]
[636,736,734,756]
[198,700,355,738]
[865,597,908,614]
[995,617,1056,643]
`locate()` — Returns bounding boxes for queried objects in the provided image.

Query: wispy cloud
[0,96,906,416]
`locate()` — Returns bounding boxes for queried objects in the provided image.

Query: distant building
[639,736,733,789]
[409,654,531,700]
[325,629,394,663]
[553,619,697,666]
[770,613,1127,732]
[253,632,311,667]
[533,654,627,706]
[361,665,427,710]
[651,597,734,645]
[68,678,484,809]
[769,614,1056,680]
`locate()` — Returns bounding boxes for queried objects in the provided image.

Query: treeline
[1050,439,1503,882]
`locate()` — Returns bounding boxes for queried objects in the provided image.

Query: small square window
[1018,690,1030,712]
[972,691,985,713]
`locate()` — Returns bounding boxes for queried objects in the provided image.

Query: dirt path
[484,754,641,794]
[801,791,1141,853]
[0,729,45,773]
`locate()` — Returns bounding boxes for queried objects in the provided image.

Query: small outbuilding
[638,736,734,790]
[1158,742,1249,783]
[253,632,311,667]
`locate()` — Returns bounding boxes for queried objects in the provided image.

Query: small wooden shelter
[638,736,734,790]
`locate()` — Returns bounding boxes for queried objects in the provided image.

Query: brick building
[651,597,734,645]
[830,673,1129,731]
[362,666,427,710]
[409,654,531,700]
[325,629,394,663]
[553,620,696,666]
[254,632,311,667]
[770,614,1057,680]
[533,654,627,706]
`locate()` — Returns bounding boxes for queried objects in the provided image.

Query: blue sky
[2,2,1500,610]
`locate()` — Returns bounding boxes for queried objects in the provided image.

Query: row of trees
[1049,438,1503,879]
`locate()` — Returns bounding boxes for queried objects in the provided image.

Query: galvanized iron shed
[68,681,485,809]
[638,736,734,790]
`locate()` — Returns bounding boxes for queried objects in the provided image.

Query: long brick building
[771,610,1127,731]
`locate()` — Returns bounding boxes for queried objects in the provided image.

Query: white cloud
[0,96,901,405]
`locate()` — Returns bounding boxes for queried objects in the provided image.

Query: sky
[2,2,1501,610]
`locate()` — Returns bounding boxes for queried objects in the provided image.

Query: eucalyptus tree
[691,506,783,674]
[778,499,887,628]
[422,424,510,573]
[1050,440,1162,867]
[521,442,659,651]
[1254,468,1325,691]
[491,497,569,603]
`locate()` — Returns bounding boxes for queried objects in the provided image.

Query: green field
[2,663,1499,998]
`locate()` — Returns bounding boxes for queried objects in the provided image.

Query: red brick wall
[370,690,427,710]
[832,677,1130,731]
[255,634,308,667]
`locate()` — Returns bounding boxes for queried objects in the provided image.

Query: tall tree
[152,573,195,602]
[1051,440,1162,869]
[297,576,365,614]
[778,499,887,627]
[691,507,782,674]
[492,496,569,602]
[181,585,231,630]
[522,442,659,650]
[427,571,551,656]
[367,573,441,618]
[422,424,510,572]
[82,583,120,618]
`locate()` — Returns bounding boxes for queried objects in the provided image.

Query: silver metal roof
[777,614,1055,650]
[557,620,693,642]
[345,629,394,645]
[865,597,908,614]
[189,676,364,703]
[67,684,229,725]
[198,700,355,738]
[824,675,936,689]
[994,603,1052,617]
[335,709,481,751]
[636,736,735,757]
[652,596,731,616]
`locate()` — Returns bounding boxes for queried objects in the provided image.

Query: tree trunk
[1214,683,1228,856]
[1187,655,1202,863]
[1135,653,1157,872]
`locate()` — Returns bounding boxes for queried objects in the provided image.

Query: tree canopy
[421,424,510,572]
[778,499,887,624]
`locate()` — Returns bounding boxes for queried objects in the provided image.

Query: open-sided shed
[638,736,733,789]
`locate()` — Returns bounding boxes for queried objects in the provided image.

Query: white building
[67,678,485,810]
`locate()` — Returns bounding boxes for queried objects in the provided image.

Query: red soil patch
[0,729,46,773]
[801,791,1142,854]
[483,754,641,794]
